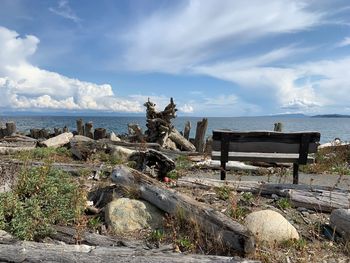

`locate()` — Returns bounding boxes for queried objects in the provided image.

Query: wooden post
[76,119,84,135]
[183,121,191,140]
[194,118,208,153]
[63,126,69,133]
[274,122,283,132]
[293,163,299,184]
[5,122,16,136]
[54,128,62,136]
[94,128,106,140]
[84,122,94,139]
[39,129,49,139]
[30,129,40,139]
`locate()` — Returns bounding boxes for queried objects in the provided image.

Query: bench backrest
[212,130,321,165]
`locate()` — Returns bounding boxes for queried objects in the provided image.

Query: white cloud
[49,0,80,23]
[123,0,323,73]
[179,104,194,113]
[0,26,142,112]
[336,37,350,47]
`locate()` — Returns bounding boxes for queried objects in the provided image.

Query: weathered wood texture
[54,128,62,136]
[211,152,315,163]
[94,128,107,140]
[177,177,350,213]
[183,121,191,140]
[194,118,208,153]
[330,209,350,239]
[77,119,85,135]
[5,122,16,136]
[169,129,196,152]
[111,165,255,254]
[0,241,257,263]
[40,132,73,148]
[0,135,37,154]
[63,126,69,133]
[84,122,94,139]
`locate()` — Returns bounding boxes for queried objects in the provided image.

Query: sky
[0,0,350,117]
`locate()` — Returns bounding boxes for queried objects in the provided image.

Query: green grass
[0,166,86,240]
[276,198,292,210]
[216,186,232,200]
[15,147,72,161]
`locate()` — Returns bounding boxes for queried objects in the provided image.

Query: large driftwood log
[40,132,73,148]
[0,135,37,154]
[169,129,196,152]
[194,118,208,153]
[77,119,85,135]
[111,165,255,255]
[177,177,350,213]
[0,241,256,263]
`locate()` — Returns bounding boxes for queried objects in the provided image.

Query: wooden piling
[76,119,84,135]
[84,122,94,139]
[5,122,16,136]
[183,121,191,140]
[94,128,106,140]
[194,118,208,153]
[274,122,283,132]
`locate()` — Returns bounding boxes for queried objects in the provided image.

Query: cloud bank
[0,26,143,112]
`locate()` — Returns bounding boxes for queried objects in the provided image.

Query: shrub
[0,166,86,240]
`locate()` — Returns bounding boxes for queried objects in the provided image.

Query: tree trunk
[84,122,94,139]
[94,128,107,140]
[5,122,16,136]
[111,165,255,255]
[183,121,191,140]
[77,119,85,135]
[177,177,350,213]
[169,129,196,152]
[194,118,208,153]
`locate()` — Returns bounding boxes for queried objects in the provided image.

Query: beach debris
[108,131,121,142]
[109,145,135,161]
[183,120,191,140]
[194,118,208,153]
[84,121,94,139]
[330,208,350,240]
[244,210,299,243]
[40,132,73,148]
[111,165,255,254]
[94,128,107,140]
[70,135,100,160]
[128,149,175,179]
[128,123,144,142]
[0,135,37,154]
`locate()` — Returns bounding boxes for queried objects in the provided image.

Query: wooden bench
[212,130,321,184]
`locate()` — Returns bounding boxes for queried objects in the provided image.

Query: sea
[0,116,349,144]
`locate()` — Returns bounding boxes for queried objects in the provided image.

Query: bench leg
[220,161,226,180]
[293,163,299,184]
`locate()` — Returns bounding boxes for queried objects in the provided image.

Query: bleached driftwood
[0,135,37,154]
[40,132,73,148]
[330,209,350,239]
[169,129,196,152]
[111,165,255,255]
[177,177,350,213]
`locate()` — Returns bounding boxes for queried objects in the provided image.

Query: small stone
[244,209,299,243]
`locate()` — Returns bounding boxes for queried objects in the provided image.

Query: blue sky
[0,0,350,116]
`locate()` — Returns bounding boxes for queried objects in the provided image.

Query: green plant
[175,155,192,170]
[177,236,194,251]
[87,216,102,231]
[15,147,71,161]
[276,198,292,210]
[228,205,249,220]
[241,192,254,203]
[281,238,307,251]
[0,166,86,240]
[216,186,231,200]
[167,170,179,180]
[149,229,165,242]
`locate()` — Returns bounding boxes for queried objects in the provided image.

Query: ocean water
[0,116,349,144]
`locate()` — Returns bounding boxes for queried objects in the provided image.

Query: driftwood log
[5,122,16,136]
[194,118,208,153]
[169,129,196,152]
[40,132,73,148]
[84,122,94,139]
[94,128,107,140]
[183,121,191,140]
[77,119,85,135]
[0,135,37,154]
[330,209,350,239]
[177,177,350,213]
[111,165,255,255]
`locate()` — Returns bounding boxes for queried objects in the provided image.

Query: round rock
[244,209,299,243]
[105,198,163,234]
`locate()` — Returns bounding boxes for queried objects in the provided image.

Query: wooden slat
[212,140,318,154]
[212,130,320,144]
[212,151,315,164]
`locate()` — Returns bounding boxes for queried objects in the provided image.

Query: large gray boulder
[330,209,350,240]
[244,209,299,243]
[105,198,163,234]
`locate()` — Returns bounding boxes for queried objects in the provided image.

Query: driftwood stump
[77,119,85,135]
[94,128,107,140]
[85,122,94,139]
[5,122,16,136]
[183,121,191,140]
[194,118,208,153]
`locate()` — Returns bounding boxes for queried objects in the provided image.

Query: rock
[330,209,350,240]
[109,132,121,142]
[0,230,16,244]
[244,209,299,243]
[40,132,73,148]
[105,198,163,233]
[110,145,135,161]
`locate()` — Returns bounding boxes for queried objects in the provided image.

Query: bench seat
[212,151,315,164]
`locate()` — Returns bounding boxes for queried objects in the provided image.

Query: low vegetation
[14,147,73,162]
[0,166,87,240]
